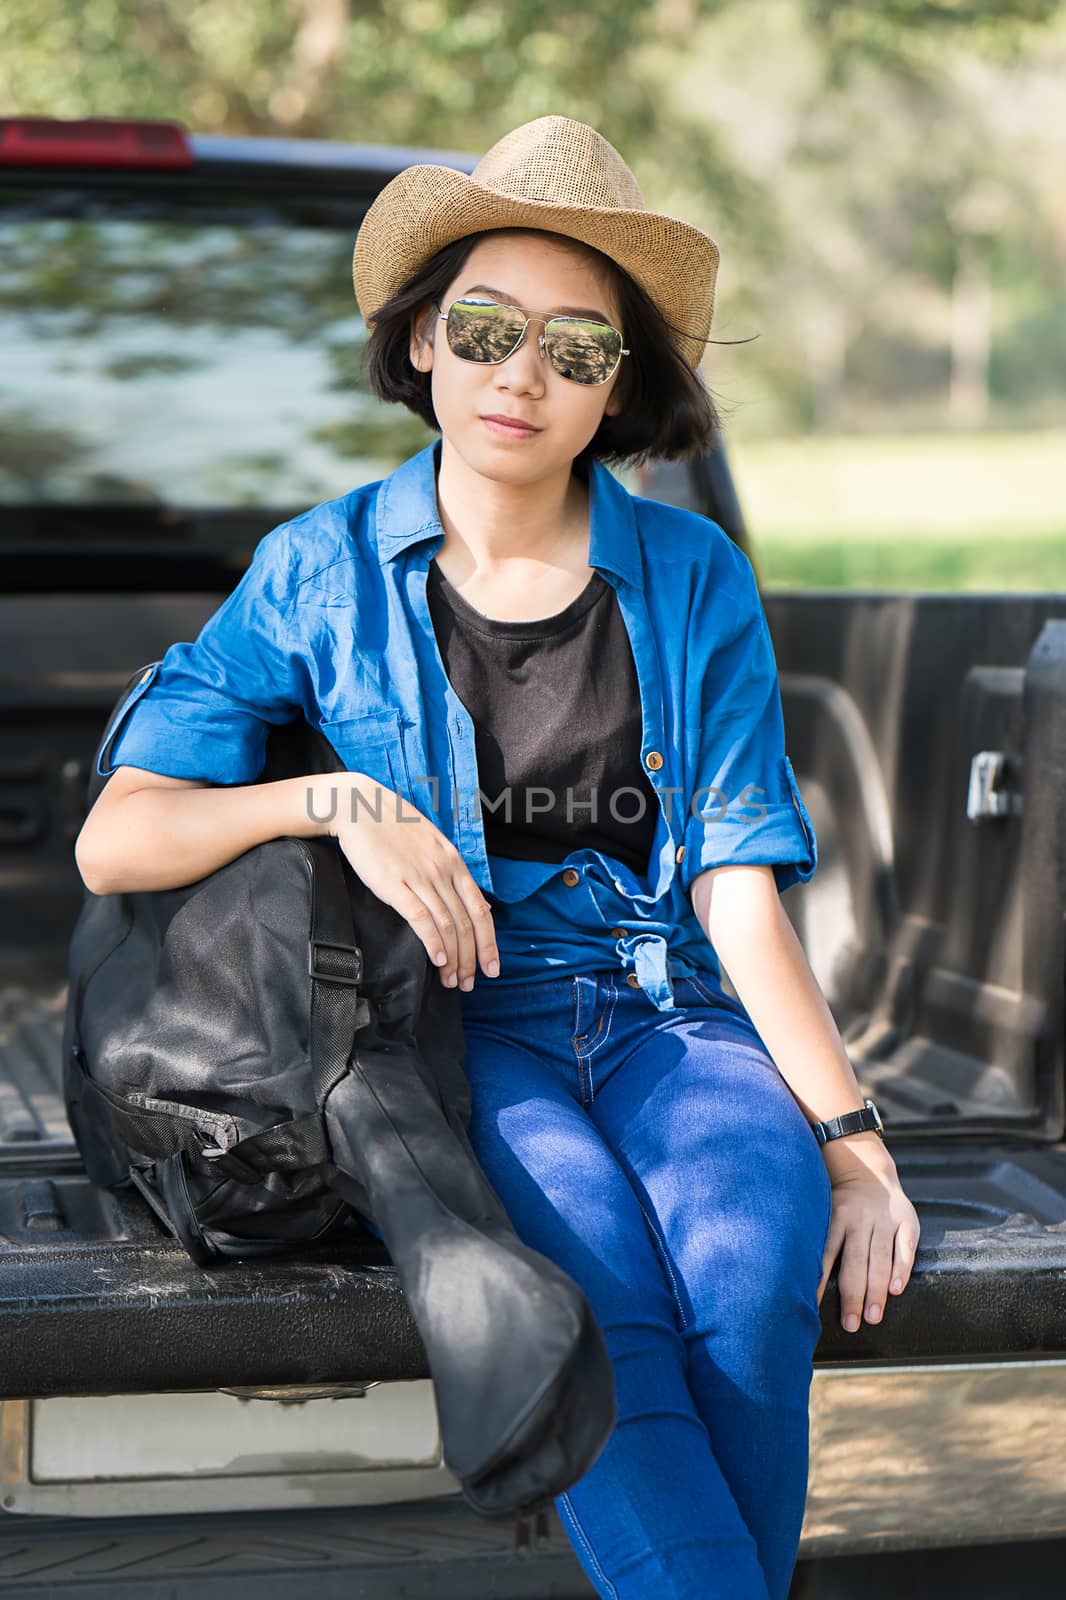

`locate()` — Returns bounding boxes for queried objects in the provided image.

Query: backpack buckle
[199,1126,236,1161]
[308,939,362,985]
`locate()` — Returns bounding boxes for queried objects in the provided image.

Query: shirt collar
[373,438,643,590]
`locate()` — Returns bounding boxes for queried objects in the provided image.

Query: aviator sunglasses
[435,296,630,386]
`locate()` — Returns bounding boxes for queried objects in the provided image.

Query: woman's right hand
[318,773,500,991]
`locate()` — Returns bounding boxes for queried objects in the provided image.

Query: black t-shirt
[426,557,659,877]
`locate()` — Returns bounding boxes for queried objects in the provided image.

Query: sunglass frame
[435,298,630,386]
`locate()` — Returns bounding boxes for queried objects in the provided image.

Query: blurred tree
[1,0,1062,434]
[662,0,1066,431]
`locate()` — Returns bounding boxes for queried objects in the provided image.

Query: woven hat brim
[352,164,719,371]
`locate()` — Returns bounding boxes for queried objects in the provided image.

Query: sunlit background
[1,0,1063,589]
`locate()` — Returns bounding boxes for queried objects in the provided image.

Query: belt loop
[573,973,585,1041]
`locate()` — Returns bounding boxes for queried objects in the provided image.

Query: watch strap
[812,1099,884,1146]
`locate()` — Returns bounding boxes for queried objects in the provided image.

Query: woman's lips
[481,416,541,439]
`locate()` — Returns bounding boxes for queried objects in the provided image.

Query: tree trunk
[948,238,990,429]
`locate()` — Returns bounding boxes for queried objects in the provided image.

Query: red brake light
[0,117,193,170]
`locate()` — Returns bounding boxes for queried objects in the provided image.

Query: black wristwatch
[811,1097,885,1147]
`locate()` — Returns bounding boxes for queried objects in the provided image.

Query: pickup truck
[1,116,1064,1600]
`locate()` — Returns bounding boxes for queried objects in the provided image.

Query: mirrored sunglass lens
[545,319,621,384]
[447,301,526,362]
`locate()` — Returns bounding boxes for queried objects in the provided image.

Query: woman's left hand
[816,1137,921,1332]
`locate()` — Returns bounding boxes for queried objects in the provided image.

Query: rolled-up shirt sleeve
[97,523,307,785]
[679,553,817,897]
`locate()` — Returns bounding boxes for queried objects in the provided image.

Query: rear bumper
[4,1359,1066,1559]
[0,1496,591,1599]
[805,1356,1066,1556]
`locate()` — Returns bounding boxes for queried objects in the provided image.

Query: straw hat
[351,115,719,371]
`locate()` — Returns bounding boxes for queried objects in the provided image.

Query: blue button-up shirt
[97,439,817,1012]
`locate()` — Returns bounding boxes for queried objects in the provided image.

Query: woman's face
[409,230,625,487]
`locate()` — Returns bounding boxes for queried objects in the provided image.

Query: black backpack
[63,664,617,1520]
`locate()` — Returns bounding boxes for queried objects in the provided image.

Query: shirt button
[611,927,627,938]
[645,751,664,771]
[675,845,686,863]
[562,868,580,886]
[626,973,642,989]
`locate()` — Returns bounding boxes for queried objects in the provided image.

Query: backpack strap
[198,837,371,1182]
[303,835,372,1103]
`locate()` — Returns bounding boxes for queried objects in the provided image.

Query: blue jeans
[453,967,834,1600]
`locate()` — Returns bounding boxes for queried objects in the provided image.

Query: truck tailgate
[4,976,1066,1397]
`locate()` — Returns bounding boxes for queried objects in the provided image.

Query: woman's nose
[496,327,547,389]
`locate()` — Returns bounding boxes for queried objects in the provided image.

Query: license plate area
[1,1380,460,1518]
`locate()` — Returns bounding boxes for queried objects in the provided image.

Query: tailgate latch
[966,750,1013,820]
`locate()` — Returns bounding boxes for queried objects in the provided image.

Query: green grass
[754,533,1066,592]
[729,430,1066,592]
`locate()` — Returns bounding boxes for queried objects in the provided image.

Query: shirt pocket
[318,707,414,805]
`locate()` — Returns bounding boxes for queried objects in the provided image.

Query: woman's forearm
[75,772,370,896]
[689,863,895,1181]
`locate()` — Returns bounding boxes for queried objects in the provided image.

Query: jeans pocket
[684,973,718,1005]
[683,973,765,1039]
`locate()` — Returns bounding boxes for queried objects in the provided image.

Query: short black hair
[362,227,723,470]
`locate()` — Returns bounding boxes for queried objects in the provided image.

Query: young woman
[76,116,920,1600]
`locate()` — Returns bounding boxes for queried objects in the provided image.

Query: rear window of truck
[0,187,432,524]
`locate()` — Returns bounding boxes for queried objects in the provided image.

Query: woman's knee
[611,1086,831,1336]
